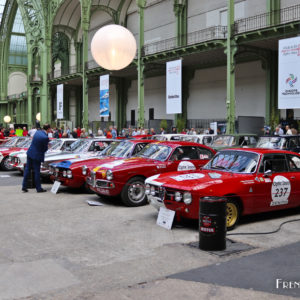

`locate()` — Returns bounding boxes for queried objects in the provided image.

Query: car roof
[220,148,299,155]
[149,140,215,151]
[260,135,299,138]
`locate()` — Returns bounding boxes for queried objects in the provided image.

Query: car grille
[11,157,20,164]
[164,189,176,201]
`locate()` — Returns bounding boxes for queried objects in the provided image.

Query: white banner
[166,59,182,114]
[100,74,109,117]
[278,37,300,109]
[57,84,64,119]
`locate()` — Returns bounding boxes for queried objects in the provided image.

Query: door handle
[290,176,296,179]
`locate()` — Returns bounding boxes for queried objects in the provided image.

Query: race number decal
[271,175,291,206]
[171,173,205,181]
[177,161,196,171]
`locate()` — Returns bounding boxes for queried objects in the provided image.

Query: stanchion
[199,196,227,251]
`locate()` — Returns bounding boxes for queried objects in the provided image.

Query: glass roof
[9,8,27,65]
[0,0,7,26]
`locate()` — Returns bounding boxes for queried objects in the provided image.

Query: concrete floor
[0,170,299,299]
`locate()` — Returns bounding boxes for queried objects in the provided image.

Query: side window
[287,155,300,171]
[170,147,198,161]
[250,136,257,145]
[259,155,288,173]
[198,148,213,160]
[289,137,297,149]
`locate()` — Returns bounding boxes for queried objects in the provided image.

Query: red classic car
[0,138,32,170]
[87,141,216,206]
[49,139,153,190]
[145,148,300,230]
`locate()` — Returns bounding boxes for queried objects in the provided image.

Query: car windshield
[204,150,259,173]
[15,138,28,147]
[68,139,90,152]
[211,136,234,147]
[48,139,63,150]
[1,137,18,147]
[18,138,32,148]
[180,136,198,143]
[136,144,172,161]
[256,137,287,149]
[100,141,133,157]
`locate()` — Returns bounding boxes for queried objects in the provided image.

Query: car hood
[145,169,235,191]
[93,157,157,172]
[0,147,28,155]
[45,152,90,162]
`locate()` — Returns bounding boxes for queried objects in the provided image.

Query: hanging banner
[278,37,300,109]
[57,84,64,119]
[166,59,182,114]
[100,74,109,117]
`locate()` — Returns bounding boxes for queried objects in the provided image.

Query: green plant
[160,119,168,131]
[176,118,185,133]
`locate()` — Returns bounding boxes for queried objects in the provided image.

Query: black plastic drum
[199,196,227,251]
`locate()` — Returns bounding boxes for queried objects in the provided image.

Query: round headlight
[175,192,182,202]
[82,165,88,175]
[106,170,113,180]
[145,184,150,195]
[63,170,67,177]
[67,170,72,178]
[150,186,155,196]
[183,192,192,205]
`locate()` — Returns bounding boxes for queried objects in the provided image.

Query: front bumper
[86,176,121,196]
[148,195,165,210]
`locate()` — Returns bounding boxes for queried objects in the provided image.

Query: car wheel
[226,199,240,231]
[1,156,13,171]
[121,176,147,207]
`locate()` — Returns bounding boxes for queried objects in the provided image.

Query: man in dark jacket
[22,124,51,193]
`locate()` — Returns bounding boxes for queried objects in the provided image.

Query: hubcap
[227,202,238,228]
[128,182,145,203]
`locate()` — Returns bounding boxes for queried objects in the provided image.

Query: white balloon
[3,115,11,123]
[91,25,137,71]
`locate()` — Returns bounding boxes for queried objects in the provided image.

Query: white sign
[157,207,175,230]
[166,59,182,114]
[278,37,300,109]
[57,84,64,119]
[177,161,196,171]
[51,181,61,194]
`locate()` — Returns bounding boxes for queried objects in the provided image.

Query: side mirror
[264,169,272,177]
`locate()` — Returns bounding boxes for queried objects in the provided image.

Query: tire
[226,199,241,231]
[121,176,147,207]
[1,156,14,171]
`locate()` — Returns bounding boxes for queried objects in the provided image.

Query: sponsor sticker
[101,160,125,169]
[171,173,205,181]
[177,161,196,171]
[208,172,222,179]
[271,175,291,206]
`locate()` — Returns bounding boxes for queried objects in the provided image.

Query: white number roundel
[271,175,291,206]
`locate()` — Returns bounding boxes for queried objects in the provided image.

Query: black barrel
[27,167,36,189]
[199,196,227,251]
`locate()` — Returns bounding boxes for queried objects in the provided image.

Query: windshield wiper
[210,165,229,170]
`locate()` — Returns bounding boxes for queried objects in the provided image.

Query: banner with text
[166,59,182,114]
[57,84,64,119]
[100,74,109,117]
[278,36,300,109]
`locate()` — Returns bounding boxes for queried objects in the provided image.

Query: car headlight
[150,186,155,196]
[67,170,72,178]
[106,170,113,180]
[183,192,192,205]
[82,165,88,175]
[63,170,67,177]
[175,191,182,202]
[145,184,150,195]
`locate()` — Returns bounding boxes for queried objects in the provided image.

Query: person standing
[22,124,51,193]
[22,127,28,137]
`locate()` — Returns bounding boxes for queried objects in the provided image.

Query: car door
[286,154,300,206]
[255,154,293,211]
